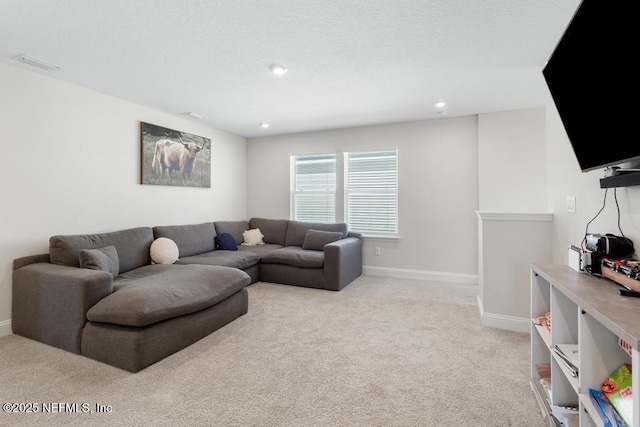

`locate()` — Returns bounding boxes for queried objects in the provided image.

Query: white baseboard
[0,319,11,337]
[363,266,478,285]
[476,295,530,333]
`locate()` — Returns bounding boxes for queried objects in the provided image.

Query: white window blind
[344,149,398,235]
[290,153,336,223]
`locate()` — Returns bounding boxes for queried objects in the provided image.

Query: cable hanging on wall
[581,188,629,250]
[581,187,635,277]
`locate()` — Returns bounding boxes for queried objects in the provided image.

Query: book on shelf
[535,364,552,402]
[590,388,626,427]
[553,344,579,378]
[532,311,551,334]
[539,377,552,402]
[551,405,578,427]
[535,364,551,379]
[602,363,633,427]
[619,337,633,357]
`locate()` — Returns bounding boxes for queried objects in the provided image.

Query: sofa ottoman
[82,265,250,372]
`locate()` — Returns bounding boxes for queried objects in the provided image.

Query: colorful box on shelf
[602,363,633,427]
[590,388,626,427]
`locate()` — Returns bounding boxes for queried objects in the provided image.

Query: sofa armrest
[323,236,363,290]
[12,263,113,354]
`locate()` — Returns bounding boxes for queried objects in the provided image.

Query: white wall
[247,117,479,281]
[546,93,640,263]
[478,108,547,212]
[477,212,552,332]
[0,63,247,335]
[475,108,551,332]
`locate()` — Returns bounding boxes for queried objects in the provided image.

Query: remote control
[618,289,640,298]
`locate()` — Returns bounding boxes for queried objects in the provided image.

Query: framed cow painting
[140,122,211,188]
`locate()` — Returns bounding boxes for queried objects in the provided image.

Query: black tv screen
[543,0,636,173]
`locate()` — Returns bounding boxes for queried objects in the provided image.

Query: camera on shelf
[569,234,634,275]
[585,234,634,258]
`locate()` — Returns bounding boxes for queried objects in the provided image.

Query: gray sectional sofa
[12,218,362,372]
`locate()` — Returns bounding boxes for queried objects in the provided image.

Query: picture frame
[140,122,211,188]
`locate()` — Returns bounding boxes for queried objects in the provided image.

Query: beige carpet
[0,276,543,427]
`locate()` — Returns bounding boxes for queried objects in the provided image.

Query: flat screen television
[543,0,636,173]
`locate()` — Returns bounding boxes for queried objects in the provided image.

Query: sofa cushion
[302,230,343,251]
[114,264,177,291]
[237,243,283,257]
[152,223,216,258]
[50,227,153,274]
[249,218,288,246]
[87,265,250,327]
[214,221,250,245]
[285,221,348,247]
[150,238,179,264]
[176,251,259,270]
[79,246,120,278]
[261,247,324,269]
[214,233,237,251]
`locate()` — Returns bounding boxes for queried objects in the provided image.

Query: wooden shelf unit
[531,263,640,426]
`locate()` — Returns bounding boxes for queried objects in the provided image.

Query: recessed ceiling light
[260,122,270,128]
[182,111,206,119]
[433,101,446,109]
[12,54,61,72]
[269,64,288,75]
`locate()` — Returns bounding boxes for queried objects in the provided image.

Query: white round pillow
[150,237,179,264]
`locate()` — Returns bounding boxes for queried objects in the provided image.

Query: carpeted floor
[0,275,543,426]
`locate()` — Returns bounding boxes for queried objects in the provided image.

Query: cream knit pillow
[150,237,179,264]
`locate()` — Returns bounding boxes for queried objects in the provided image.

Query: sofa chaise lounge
[12,218,362,372]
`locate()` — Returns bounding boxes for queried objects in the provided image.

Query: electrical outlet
[374,247,381,256]
[566,196,576,213]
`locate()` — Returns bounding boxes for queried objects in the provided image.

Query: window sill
[361,234,401,240]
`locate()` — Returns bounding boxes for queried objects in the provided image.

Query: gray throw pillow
[302,229,343,251]
[79,245,120,278]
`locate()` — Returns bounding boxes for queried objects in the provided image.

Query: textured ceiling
[0,0,581,137]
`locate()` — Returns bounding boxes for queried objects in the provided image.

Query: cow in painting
[151,139,203,182]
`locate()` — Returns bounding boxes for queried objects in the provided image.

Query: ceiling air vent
[12,54,61,72]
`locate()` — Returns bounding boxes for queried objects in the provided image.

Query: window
[344,149,398,235]
[290,153,336,223]
[289,149,399,235]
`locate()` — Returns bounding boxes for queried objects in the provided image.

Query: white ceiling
[0,0,581,138]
